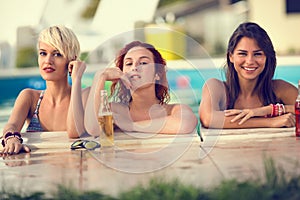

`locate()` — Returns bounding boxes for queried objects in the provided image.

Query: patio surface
[0,127,299,196]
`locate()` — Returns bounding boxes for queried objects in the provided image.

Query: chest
[113,103,171,122]
[234,95,263,109]
[38,99,70,131]
[129,105,172,122]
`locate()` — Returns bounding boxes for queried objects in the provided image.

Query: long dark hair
[225,22,278,109]
[110,41,170,104]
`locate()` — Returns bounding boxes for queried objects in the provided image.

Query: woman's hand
[224,106,295,127]
[101,67,131,89]
[225,105,272,125]
[1,138,30,155]
[68,61,86,80]
[271,113,295,128]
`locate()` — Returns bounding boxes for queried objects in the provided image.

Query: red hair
[110,41,170,104]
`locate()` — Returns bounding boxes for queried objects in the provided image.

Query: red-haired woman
[83,41,198,135]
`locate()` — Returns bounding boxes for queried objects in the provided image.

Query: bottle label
[98,113,114,146]
[295,101,300,137]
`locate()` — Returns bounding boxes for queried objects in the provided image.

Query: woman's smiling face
[229,37,267,81]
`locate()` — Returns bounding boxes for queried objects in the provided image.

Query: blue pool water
[0,64,299,132]
[0,65,299,109]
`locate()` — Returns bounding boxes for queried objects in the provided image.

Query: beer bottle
[98,90,114,146]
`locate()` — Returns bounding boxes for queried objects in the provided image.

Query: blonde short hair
[38,25,80,61]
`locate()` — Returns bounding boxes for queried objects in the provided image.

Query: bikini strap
[33,90,45,114]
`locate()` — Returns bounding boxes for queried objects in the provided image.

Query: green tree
[158,0,189,8]
[16,47,38,68]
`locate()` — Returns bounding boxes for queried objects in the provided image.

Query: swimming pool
[0,58,299,131]
[1,64,299,105]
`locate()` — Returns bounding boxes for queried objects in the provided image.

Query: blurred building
[155,0,300,56]
[0,0,160,69]
[248,0,300,55]
[1,0,299,69]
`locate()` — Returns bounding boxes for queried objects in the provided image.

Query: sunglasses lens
[71,140,84,149]
[84,141,100,150]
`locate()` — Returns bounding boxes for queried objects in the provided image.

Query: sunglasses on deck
[70,139,101,150]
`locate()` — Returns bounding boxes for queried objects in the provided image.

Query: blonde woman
[1,25,87,155]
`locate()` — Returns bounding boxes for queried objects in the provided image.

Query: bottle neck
[99,91,111,115]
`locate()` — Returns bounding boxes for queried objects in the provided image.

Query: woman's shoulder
[203,78,225,89]
[273,79,297,90]
[14,89,43,109]
[203,78,226,93]
[272,79,298,104]
[272,79,297,97]
[164,103,193,114]
[205,78,224,84]
[18,88,43,98]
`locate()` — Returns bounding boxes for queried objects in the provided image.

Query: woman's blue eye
[125,62,132,66]
[39,52,47,56]
[140,62,148,65]
[54,53,63,57]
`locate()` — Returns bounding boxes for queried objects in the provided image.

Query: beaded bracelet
[274,104,279,116]
[278,103,282,116]
[269,103,286,117]
[1,132,23,147]
[277,103,286,116]
[270,104,274,117]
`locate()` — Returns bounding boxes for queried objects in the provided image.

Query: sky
[0,0,46,45]
[0,0,159,52]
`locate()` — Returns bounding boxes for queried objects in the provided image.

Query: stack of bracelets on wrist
[1,132,23,147]
[269,103,286,117]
